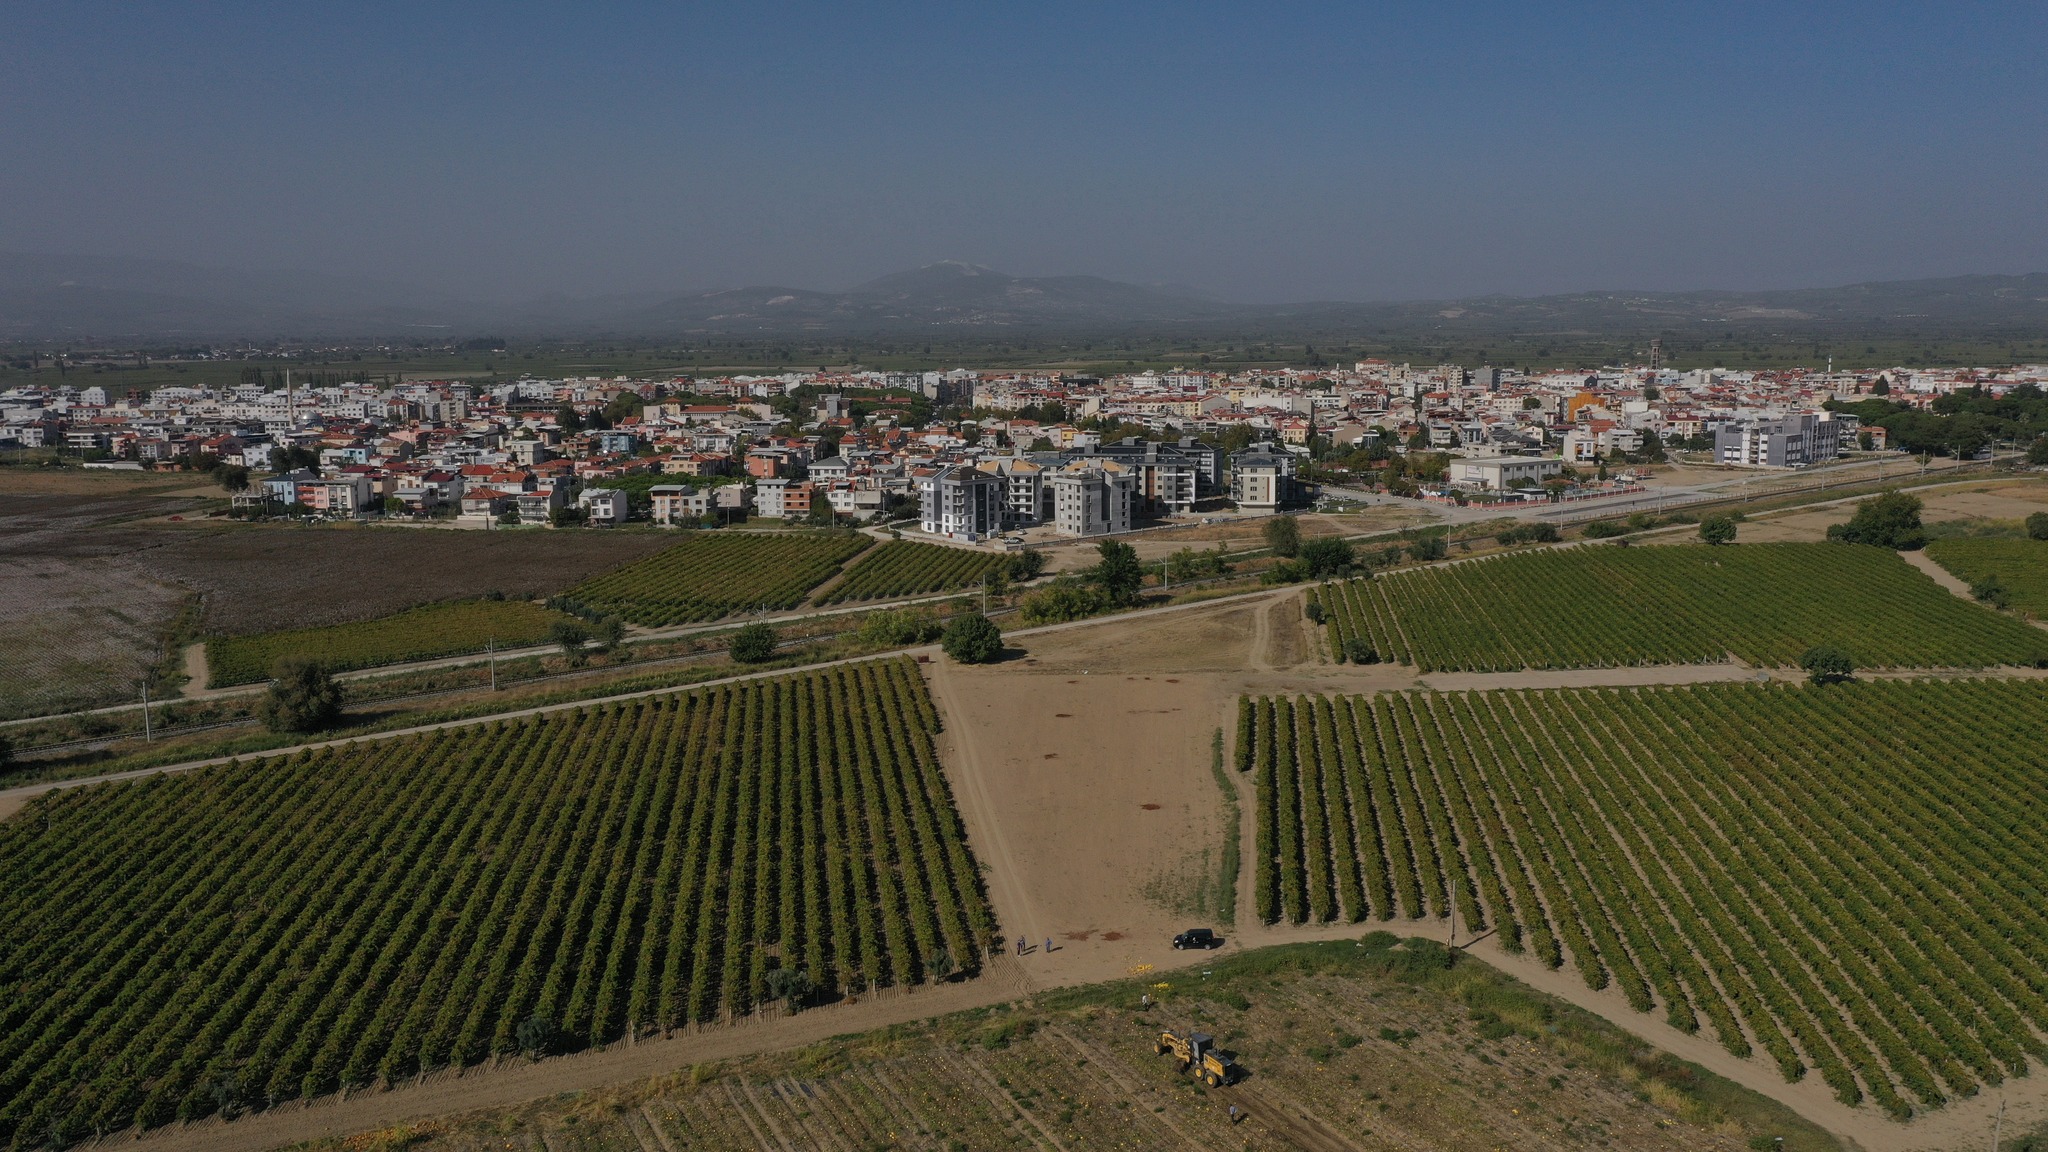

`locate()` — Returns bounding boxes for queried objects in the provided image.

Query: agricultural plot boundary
[562,533,872,626]
[1243,679,2048,1119]
[1309,542,2048,671]
[0,657,993,1146]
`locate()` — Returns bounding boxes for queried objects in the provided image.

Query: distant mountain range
[4,252,2046,343]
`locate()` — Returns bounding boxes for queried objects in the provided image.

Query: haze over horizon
[5,2,2046,306]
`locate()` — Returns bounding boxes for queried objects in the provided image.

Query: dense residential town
[5,359,2044,541]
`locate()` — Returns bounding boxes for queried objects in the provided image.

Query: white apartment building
[918,464,1003,541]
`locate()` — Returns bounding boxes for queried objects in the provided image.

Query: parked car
[1171,928,1222,950]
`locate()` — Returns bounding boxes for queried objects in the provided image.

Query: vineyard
[817,540,1010,604]
[0,658,993,1146]
[1243,679,2048,1117]
[205,598,573,686]
[1307,542,2048,670]
[1927,538,2048,618]
[561,533,871,625]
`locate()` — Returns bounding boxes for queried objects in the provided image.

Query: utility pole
[1992,1094,2004,1152]
[141,680,152,741]
[488,638,497,691]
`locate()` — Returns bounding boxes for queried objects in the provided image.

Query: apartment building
[1229,445,1296,513]
[1048,460,1136,537]
[918,463,1004,541]
[1714,413,1842,468]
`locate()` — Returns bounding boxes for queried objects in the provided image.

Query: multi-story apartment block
[918,464,1004,541]
[1714,413,1842,468]
[1048,460,1136,537]
[1229,445,1297,513]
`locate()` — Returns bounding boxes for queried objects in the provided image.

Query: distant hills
[3,251,2046,343]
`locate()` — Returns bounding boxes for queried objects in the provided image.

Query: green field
[0,659,992,1144]
[1926,537,2048,618]
[1310,542,2048,670]
[205,598,573,686]
[1243,680,2048,1117]
[561,532,871,625]
[817,540,1010,604]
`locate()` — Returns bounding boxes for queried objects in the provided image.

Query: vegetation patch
[1315,541,2048,670]
[559,531,870,625]
[206,597,574,686]
[1245,680,2048,1118]
[0,658,993,1144]
[817,540,1012,603]
[1926,537,2048,618]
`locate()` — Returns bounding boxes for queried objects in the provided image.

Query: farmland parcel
[1311,542,2048,670]
[1244,679,2048,1117]
[0,658,991,1145]
[561,532,871,625]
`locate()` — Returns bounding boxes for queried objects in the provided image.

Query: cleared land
[817,539,1008,603]
[562,532,871,625]
[1312,542,2048,670]
[0,556,188,718]
[204,598,578,686]
[344,939,1818,1152]
[1246,679,2048,1118]
[0,659,991,1146]
[1926,537,2048,618]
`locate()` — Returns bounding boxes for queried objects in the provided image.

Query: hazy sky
[5,2,2045,303]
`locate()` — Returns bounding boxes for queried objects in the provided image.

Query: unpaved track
[123,976,1022,1152]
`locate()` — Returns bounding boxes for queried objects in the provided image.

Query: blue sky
[4,2,2044,302]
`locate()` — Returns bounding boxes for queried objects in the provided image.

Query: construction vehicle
[1155,1028,1238,1087]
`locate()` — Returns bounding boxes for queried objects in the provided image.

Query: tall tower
[1649,338,1663,372]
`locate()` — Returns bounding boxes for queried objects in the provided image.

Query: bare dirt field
[0,555,189,717]
[1733,477,2048,544]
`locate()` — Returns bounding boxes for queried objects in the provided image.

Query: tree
[258,657,343,733]
[1263,515,1301,557]
[2029,436,2048,466]
[1093,540,1144,606]
[942,613,1003,663]
[1019,577,1108,624]
[858,606,944,646]
[554,404,583,433]
[2028,511,2048,541]
[1297,536,1355,578]
[927,948,957,983]
[1006,549,1046,581]
[1698,515,1738,545]
[1343,638,1379,665]
[382,496,407,516]
[515,1014,557,1058]
[1827,490,1926,550]
[1407,535,1447,562]
[550,619,591,658]
[805,499,837,526]
[216,464,250,494]
[730,622,777,663]
[1970,573,2011,610]
[1801,645,1855,686]
[764,967,816,1015]
[593,615,627,651]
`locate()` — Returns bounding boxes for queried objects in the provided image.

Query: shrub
[1970,573,2011,610]
[1582,520,1627,539]
[1800,645,1855,685]
[1406,535,1448,562]
[941,614,1003,664]
[763,967,816,1013]
[1019,577,1108,624]
[549,619,591,657]
[257,657,342,733]
[2028,511,2048,541]
[1344,638,1379,665]
[1007,549,1046,580]
[1827,490,1926,550]
[1497,522,1561,545]
[1698,515,1738,545]
[515,1014,557,1058]
[858,606,945,646]
[729,622,778,663]
[1304,600,1325,625]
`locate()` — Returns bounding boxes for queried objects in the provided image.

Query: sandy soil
[0,555,187,717]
